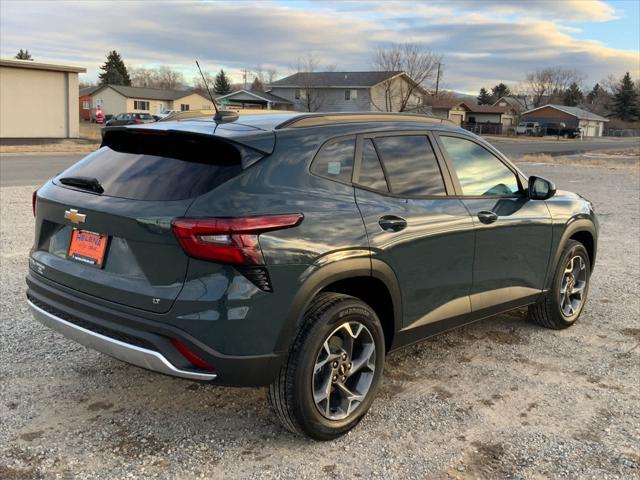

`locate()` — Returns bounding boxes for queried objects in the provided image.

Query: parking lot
[1,151,639,479]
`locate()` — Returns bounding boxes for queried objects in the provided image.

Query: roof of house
[430,100,510,114]
[0,58,86,73]
[270,71,405,88]
[80,85,100,96]
[493,96,527,110]
[216,89,292,104]
[91,84,206,101]
[523,104,609,122]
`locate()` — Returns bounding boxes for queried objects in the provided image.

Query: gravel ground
[1,157,639,479]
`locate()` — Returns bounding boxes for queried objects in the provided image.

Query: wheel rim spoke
[558,254,588,318]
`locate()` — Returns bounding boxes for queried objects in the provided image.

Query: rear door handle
[378,215,407,232]
[477,211,498,224]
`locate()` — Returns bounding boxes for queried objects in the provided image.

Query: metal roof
[0,58,86,73]
[522,104,609,122]
[270,71,404,88]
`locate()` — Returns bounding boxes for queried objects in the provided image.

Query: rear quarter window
[310,137,355,183]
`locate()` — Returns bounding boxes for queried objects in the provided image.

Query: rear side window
[439,135,521,197]
[55,133,243,201]
[311,137,354,183]
[358,139,389,192]
[374,135,446,196]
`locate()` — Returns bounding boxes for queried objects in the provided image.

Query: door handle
[378,215,407,232]
[477,211,498,224]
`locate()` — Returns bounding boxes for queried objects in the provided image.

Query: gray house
[267,71,426,112]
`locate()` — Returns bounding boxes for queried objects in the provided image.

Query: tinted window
[440,136,521,196]
[55,134,243,201]
[311,137,354,183]
[374,135,445,196]
[358,139,388,192]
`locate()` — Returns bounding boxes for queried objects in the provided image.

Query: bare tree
[524,67,585,107]
[265,67,277,85]
[192,69,216,95]
[290,54,325,112]
[130,66,185,90]
[130,67,158,88]
[371,43,441,112]
[156,66,184,90]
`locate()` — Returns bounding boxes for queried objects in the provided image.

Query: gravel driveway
[1,158,639,479]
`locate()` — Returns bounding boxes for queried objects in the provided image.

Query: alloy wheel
[559,255,588,318]
[312,321,376,421]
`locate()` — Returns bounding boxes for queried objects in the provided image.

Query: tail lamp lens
[171,214,303,265]
[32,189,38,217]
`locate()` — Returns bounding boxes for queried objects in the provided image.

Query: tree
[213,69,232,95]
[156,66,184,90]
[130,67,157,88]
[371,43,441,111]
[15,49,33,60]
[563,82,583,106]
[611,72,640,121]
[491,83,510,102]
[477,87,492,105]
[98,50,131,86]
[291,54,325,112]
[251,77,264,92]
[524,67,584,107]
[192,69,216,96]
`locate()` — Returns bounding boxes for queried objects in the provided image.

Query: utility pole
[242,69,248,89]
[435,62,441,98]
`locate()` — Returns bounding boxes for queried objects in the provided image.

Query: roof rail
[275,112,455,129]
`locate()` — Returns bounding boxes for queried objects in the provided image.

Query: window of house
[310,137,355,183]
[345,89,358,101]
[439,136,522,197]
[180,104,190,111]
[133,100,150,110]
[357,139,389,192]
[82,101,91,110]
[295,89,301,100]
[374,135,446,196]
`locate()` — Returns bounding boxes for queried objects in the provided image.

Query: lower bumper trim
[28,299,217,381]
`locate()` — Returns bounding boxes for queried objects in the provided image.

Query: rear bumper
[29,299,216,381]
[26,272,285,386]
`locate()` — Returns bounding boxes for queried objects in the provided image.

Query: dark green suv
[27,112,598,440]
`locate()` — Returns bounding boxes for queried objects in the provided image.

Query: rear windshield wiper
[59,176,104,194]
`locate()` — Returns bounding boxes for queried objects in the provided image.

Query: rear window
[55,132,243,201]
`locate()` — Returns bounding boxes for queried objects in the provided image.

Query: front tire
[528,240,591,329]
[267,293,385,440]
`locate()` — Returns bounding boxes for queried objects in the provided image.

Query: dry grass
[514,150,639,168]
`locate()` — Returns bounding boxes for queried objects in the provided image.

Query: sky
[1,0,638,94]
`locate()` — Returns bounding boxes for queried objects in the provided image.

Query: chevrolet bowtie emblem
[64,209,86,224]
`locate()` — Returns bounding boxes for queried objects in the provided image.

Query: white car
[516,122,540,135]
[155,110,178,120]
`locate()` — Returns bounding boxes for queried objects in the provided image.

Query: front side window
[374,135,446,196]
[439,136,521,196]
[310,137,354,183]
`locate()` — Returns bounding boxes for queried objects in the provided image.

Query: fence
[604,129,640,137]
[462,123,503,135]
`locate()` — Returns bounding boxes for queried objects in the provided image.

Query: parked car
[154,109,178,120]
[105,112,156,126]
[28,112,598,440]
[515,121,540,135]
[540,123,582,138]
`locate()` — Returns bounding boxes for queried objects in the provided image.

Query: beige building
[88,85,214,118]
[0,58,86,138]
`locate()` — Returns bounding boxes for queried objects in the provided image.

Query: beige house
[88,85,213,118]
[430,99,517,132]
[0,58,86,138]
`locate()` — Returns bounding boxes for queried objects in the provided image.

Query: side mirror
[528,176,556,200]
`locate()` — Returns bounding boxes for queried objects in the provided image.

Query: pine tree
[490,83,510,102]
[477,87,492,105]
[214,69,232,95]
[563,82,583,107]
[612,72,640,121]
[98,50,131,86]
[251,77,264,92]
[15,49,33,60]
[586,83,601,104]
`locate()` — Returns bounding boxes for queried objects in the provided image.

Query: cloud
[0,0,637,92]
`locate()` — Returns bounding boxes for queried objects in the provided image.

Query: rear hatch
[31,125,272,313]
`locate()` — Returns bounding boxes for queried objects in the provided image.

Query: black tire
[267,292,385,440]
[528,240,591,329]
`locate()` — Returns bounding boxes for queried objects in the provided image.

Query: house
[216,89,293,110]
[79,85,100,120]
[492,96,529,114]
[267,71,426,112]
[85,85,214,118]
[0,58,86,138]
[520,104,608,137]
[430,99,517,132]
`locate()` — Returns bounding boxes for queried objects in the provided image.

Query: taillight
[134,118,142,124]
[32,189,38,216]
[171,214,303,265]
[169,338,213,370]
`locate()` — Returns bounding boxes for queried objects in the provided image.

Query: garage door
[585,125,597,137]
